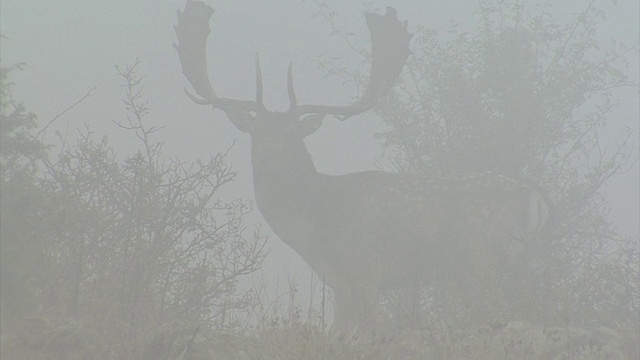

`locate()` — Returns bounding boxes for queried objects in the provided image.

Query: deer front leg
[332,280,387,339]
[329,244,390,338]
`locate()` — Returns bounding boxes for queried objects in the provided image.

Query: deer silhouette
[175,0,551,332]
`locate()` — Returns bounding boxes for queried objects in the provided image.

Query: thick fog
[3,1,637,229]
[1,0,638,358]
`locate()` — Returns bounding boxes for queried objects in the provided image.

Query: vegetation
[316,0,638,356]
[1,61,267,358]
[1,0,637,358]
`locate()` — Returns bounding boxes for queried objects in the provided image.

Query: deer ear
[298,114,325,137]
[225,109,254,133]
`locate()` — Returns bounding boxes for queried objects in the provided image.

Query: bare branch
[35,87,97,139]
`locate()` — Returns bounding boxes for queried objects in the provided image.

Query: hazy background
[2,0,638,292]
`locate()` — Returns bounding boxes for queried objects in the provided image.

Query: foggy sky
[2,0,638,279]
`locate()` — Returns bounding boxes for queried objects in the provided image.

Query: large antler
[174,0,411,119]
[292,7,412,119]
[174,1,261,112]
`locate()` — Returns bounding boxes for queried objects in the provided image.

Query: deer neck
[249,137,326,232]
[250,138,321,184]
[249,137,334,268]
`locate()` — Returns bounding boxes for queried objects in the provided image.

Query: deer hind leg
[433,218,509,328]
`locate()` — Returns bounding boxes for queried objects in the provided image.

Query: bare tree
[0,60,267,358]
[326,0,638,353]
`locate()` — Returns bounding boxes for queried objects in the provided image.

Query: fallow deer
[175,0,551,332]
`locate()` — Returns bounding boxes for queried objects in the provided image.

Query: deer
[174,0,551,333]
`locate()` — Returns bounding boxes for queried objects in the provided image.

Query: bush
[0,61,267,358]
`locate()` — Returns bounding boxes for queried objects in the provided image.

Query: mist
[1,0,638,358]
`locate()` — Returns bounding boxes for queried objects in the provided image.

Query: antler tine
[175,1,260,112]
[255,53,265,110]
[287,61,298,110]
[293,7,411,119]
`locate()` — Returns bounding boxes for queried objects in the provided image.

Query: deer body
[175,1,551,330]
[247,118,547,327]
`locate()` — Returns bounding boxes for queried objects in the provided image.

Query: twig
[35,87,97,139]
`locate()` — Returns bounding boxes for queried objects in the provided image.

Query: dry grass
[2,307,634,360]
